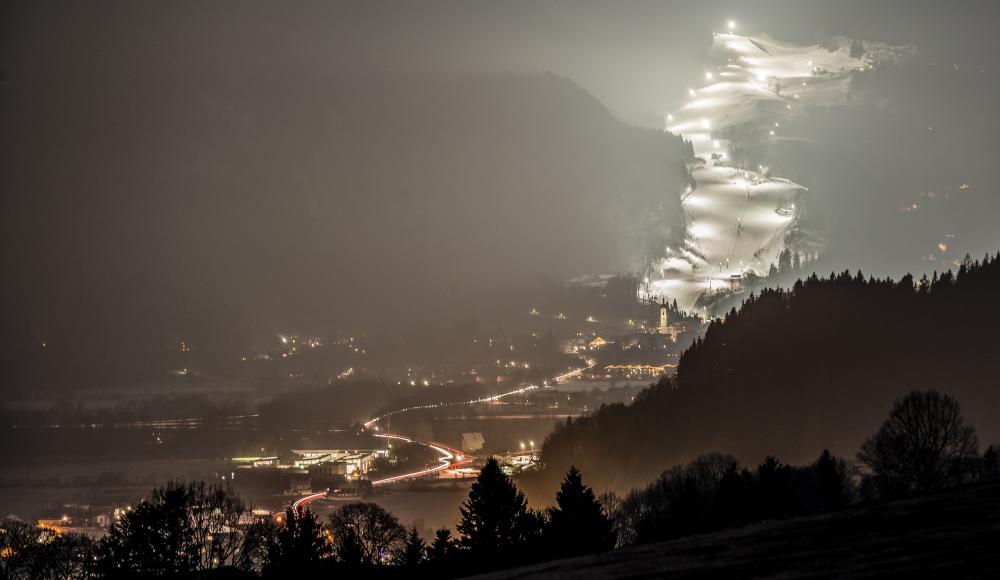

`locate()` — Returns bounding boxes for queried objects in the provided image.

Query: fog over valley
[2,3,1000,578]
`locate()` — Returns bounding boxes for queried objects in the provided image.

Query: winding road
[292,361,594,509]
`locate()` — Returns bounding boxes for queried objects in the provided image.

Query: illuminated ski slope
[650,27,902,313]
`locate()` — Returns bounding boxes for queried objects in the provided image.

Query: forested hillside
[536,255,1000,494]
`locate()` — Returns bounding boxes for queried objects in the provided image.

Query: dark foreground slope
[474,482,1000,579]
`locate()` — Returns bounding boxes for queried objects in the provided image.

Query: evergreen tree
[813,449,850,511]
[714,462,754,527]
[334,527,366,569]
[756,456,795,519]
[428,528,456,563]
[260,507,332,577]
[398,525,426,568]
[778,249,792,274]
[545,467,615,557]
[981,445,1000,481]
[458,458,536,567]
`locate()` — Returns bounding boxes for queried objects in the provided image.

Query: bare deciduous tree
[859,390,979,494]
[186,481,252,572]
[1,519,45,580]
[95,481,256,577]
[0,519,93,580]
[328,502,406,566]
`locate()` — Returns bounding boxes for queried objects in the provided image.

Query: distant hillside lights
[601,363,675,379]
[240,334,366,363]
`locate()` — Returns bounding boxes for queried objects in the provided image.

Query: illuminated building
[290,449,383,476]
[461,432,485,453]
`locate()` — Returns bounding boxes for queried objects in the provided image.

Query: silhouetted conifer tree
[981,445,1000,481]
[398,525,426,569]
[428,528,457,563]
[778,249,792,273]
[545,467,615,557]
[260,507,331,577]
[458,458,538,568]
[813,449,850,511]
[756,456,795,519]
[714,462,754,527]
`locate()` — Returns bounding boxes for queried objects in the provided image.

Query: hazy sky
[2,1,999,388]
[7,1,998,122]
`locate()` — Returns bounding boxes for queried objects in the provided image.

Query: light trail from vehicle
[362,359,595,430]
[292,361,593,508]
[551,360,595,383]
[362,387,537,428]
[370,434,470,486]
[288,435,468,509]
[291,491,327,510]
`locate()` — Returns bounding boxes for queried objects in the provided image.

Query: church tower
[659,298,669,334]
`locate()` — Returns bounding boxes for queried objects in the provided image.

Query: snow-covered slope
[648,31,908,313]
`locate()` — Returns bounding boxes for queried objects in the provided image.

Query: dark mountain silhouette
[1,72,689,392]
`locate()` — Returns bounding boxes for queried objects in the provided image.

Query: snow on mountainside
[647,30,911,313]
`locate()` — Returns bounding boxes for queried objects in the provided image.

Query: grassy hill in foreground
[472,481,1000,579]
